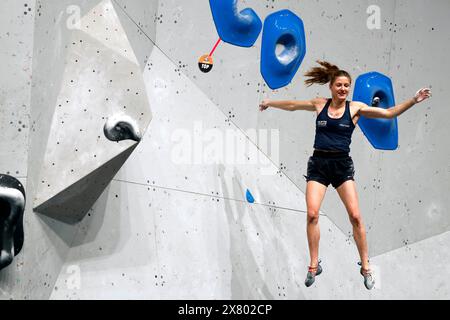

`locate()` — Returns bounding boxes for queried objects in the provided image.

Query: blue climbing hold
[246,189,255,204]
[209,0,262,47]
[353,72,398,150]
[261,10,306,90]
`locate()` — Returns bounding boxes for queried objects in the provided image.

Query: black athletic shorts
[304,150,355,189]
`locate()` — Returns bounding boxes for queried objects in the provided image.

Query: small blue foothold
[246,189,255,203]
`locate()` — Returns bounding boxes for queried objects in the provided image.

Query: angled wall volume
[32,0,152,224]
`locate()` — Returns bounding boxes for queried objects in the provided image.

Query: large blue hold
[261,10,306,90]
[353,72,398,150]
[209,0,262,47]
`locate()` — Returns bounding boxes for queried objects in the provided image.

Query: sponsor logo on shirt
[339,123,350,128]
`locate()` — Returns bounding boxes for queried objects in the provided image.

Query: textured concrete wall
[0,0,78,299]
[32,0,152,224]
[50,0,449,299]
[0,0,33,177]
[0,0,448,299]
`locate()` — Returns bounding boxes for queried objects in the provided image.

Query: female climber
[259,60,432,290]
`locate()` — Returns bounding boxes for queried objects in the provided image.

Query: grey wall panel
[32,0,152,223]
[28,0,99,201]
[51,177,450,299]
[1,0,447,299]
[50,179,366,299]
[115,45,308,212]
[0,178,80,299]
[112,0,158,70]
[113,0,158,42]
[2,0,102,300]
[369,231,450,299]
[0,0,73,300]
[263,1,397,258]
[366,0,450,255]
[150,0,395,254]
[152,0,448,256]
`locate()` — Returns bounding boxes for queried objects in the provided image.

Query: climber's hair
[304,60,352,87]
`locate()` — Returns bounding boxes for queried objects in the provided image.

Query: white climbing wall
[0,0,449,300]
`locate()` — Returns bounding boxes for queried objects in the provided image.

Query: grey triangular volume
[34,145,137,224]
